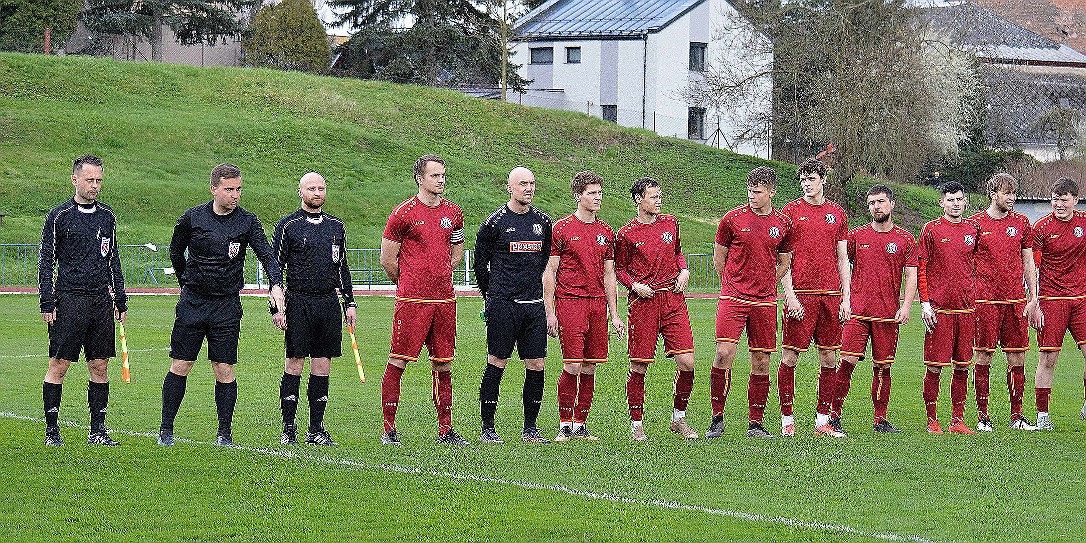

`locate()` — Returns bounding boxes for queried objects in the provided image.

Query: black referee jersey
[473,204,552,301]
[169,202,283,296]
[38,199,127,313]
[272,209,354,304]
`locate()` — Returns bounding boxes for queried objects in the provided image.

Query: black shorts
[169,290,243,365]
[48,291,116,362]
[285,292,343,359]
[485,298,547,360]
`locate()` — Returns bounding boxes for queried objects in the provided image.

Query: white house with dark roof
[510,0,772,158]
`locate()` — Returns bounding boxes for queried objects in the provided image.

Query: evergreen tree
[82,0,258,61]
[244,0,331,74]
[0,0,81,53]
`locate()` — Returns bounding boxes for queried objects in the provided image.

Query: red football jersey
[847,224,918,320]
[551,214,615,298]
[1032,210,1086,298]
[918,217,980,310]
[781,198,848,294]
[969,210,1032,303]
[382,196,464,300]
[715,205,793,303]
[615,214,687,290]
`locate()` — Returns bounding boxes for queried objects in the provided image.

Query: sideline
[1,411,937,543]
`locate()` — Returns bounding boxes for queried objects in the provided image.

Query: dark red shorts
[840,317,900,364]
[1038,297,1086,352]
[923,310,975,367]
[782,294,843,352]
[389,299,456,364]
[973,302,1029,353]
[627,290,694,364]
[556,297,609,364]
[715,296,777,353]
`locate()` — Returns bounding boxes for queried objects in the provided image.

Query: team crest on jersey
[533,223,543,236]
[332,244,341,264]
[440,217,452,229]
[768,226,781,239]
[662,231,674,243]
[825,214,837,224]
[596,234,607,246]
[886,242,898,254]
[1076,227,1085,238]
[228,242,241,259]
[99,237,111,257]
[964,234,975,246]
[1006,226,1018,238]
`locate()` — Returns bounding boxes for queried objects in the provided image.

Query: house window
[689,42,707,72]
[566,47,581,64]
[602,105,618,123]
[688,107,706,140]
[530,47,554,65]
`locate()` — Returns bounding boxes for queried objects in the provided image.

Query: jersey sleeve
[674,222,688,270]
[337,223,354,306]
[272,216,289,281]
[1021,217,1033,250]
[450,205,466,245]
[169,210,193,287]
[107,213,127,313]
[846,230,857,264]
[550,222,564,257]
[836,212,849,242]
[777,217,795,254]
[613,230,633,289]
[247,214,283,288]
[37,209,58,313]
[472,218,496,295]
[603,226,615,261]
[918,224,934,263]
[382,209,408,244]
[715,215,733,247]
[904,234,919,267]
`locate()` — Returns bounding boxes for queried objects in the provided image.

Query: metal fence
[0,244,723,291]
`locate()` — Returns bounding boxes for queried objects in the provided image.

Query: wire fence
[1,244,723,292]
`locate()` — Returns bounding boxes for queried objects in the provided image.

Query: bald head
[298,172,327,212]
[507,167,536,211]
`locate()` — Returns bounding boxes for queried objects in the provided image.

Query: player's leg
[42,292,85,446]
[779,294,818,436]
[811,295,843,434]
[1001,302,1033,429]
[206,296,242,446]
[305,356,334,445]
[829,318,869,436]
[745,304,777,438]
[554,298,584,441]
[626,295,656,440]
[868,320,900,434]
[923,312,955,434]
[707,299,744,438]
[947,314,977,434]
[210,360,238,446]
[628,360,649,441]
[519,303,549,443]
[480,299,515,443]
[429,301,464,445]
[972,303,999,431]
[1068,299,1086,420]
[381,300,428,444]
[280,357,304,444]
[662,292,697,439]
[571,298,607,440]
[83,294,117,445]
[159,292,205,446]
[1035,299,1069,431]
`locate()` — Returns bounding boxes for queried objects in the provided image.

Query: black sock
[523,368,545,429]
[160,371,187,432]
[43,382,62,428]
[480,363,504,429]
[307,374,329,432]
[214,380,237,436]
[280,373,301,427]
[88,381,109,430]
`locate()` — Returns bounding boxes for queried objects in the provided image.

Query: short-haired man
[473,167,553,444]
[544,170,625,442]
[830,185,917,435]
[158,163,286,447]
[379,154,467,445]
[38,154,127,446]
[778,158,850,437]
[615,177,698,441]
[969,173,1039,431]
[918,181,981,435]
[707,166,793,439]
[271,172,356,446]
[1030,177,1086,431]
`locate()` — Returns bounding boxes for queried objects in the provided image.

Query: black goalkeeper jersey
[169,202,283,296]
[38,199,127,313]
[473,204,552,302]
[272,209,354,304]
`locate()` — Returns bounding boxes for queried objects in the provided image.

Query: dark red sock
[872,366,891,423]
[974,364,990,420]
[433,370,453,435]
[777,363,795,417]
[1008,366,1025,419]
[710,366,731,417]
[1036,387,1051,413]
[923,369,941,423]
[951,368,968,424]
[748,373,770,424]
[574,373,595,423]
[831,360,856,418]
[381,363,405,433]
[557,370,576,422]
[673,369,694,412]
[817,366,836,416]
[627,371,646,422]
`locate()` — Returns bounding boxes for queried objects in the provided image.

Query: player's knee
[487,355,509,369]
[675,354,694,371]
[309,358,331,376]
[564,362,582,375]
[45,358,72,381]
[170,359,195,376]
[629,361,649,374]
[432,361,451,373]
[211,362,235,382]
[87,359,108,382]
[284,358,305,375]
[524,358,545,371]
[750,352,771,374]
[780,349,799,367]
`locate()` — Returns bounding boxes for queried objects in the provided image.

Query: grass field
[2,292,1083,543]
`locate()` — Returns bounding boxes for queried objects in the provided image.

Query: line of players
[38,153,1086,446]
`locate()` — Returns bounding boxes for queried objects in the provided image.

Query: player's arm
[604,259,626,338]
[107,216,127,323]
[916,227,936,330]
[837,239,852,322]
[543,255,560,337]
[271,217,288,282]
[380,238,401,283]
[713,242,729,279]
[897,266,917,325]
[38,210,58,323]
[775,251,792,283]
[248,216,286,319]
[673,224,690,293]
[780,268,803,320]
[169,210,192,287]
[336,228,356,328]
[450,220,465,271]
[615,233,650,298]
[472,221,495,297]
[1023,247,1043,329]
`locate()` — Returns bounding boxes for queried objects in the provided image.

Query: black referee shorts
[485,297,547,360]
[48,291,116,362]
[169,290,243,365]
[284,292,343,359]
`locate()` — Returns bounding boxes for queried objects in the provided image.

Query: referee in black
[157,163,285,447]
[38,154,127,446]
[271,172,356,446]
[474,166,553,444]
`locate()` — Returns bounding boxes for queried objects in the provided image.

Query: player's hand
[673,269,690,293]
[116,310,127,324]
[1029,302,1045,330]
[785,295,804,320]
[838,298,851,323]
[632,282,654,298]
[895,305,911,325]
[41,311,56,326]
[273,311,287,331]
[546,312,559,337]
[920,302,936,332]
[270,284,286,312]
[345,306,357,328]
[611,315,627,339]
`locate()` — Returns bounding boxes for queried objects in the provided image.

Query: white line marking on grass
[0,347,169,359]
[1,412,936,543]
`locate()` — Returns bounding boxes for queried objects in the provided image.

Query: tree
[244,0,331,74]
[0,0,81,53]
[81,0,258,62]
